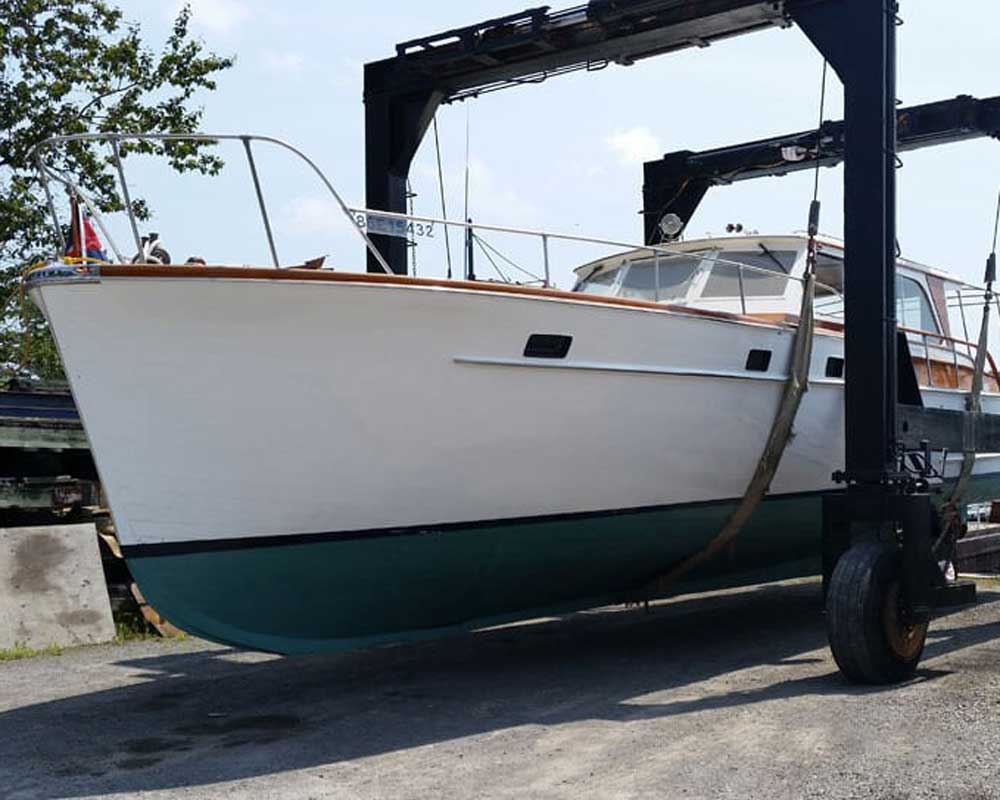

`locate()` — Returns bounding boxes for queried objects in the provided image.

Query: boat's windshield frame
[571,240,811,313]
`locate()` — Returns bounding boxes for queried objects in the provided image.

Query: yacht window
[813,253,845,320]
[618,255,705,301]
[656,255,704,301]
[574,266,621,296]
[897,275,938,333]
[619,259,658,300]
[814,253,844,297]
[702,249,797,298]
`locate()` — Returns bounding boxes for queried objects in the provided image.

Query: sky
[97,0,1000,291]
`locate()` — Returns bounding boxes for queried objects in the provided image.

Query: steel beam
[897,406,1000,453]
[791,0,898,486]
[643,94,1000,243]
[384,1,787,99]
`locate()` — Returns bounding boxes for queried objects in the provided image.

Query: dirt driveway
[2,578,999,799]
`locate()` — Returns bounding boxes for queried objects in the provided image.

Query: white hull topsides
[30,269,1000,550]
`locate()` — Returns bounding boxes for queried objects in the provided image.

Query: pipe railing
[30,132,393,274]
[898,324,1000,390]
[348,206,842,301]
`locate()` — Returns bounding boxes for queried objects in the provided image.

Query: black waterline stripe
[121,489,838,559]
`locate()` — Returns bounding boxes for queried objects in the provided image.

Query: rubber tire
[826,541,928,685]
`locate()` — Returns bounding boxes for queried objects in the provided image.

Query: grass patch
[112,608,187,643]
[113,609,158,643]
[0,642,64,662]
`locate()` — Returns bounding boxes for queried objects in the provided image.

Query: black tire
[826,541,928,684]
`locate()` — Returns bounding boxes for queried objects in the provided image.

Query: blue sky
[106,0,1000,290]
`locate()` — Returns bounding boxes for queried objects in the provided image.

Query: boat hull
[127,492,829,654]
[27,266,1000,653]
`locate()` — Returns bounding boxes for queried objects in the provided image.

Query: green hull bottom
[125,479,999,655]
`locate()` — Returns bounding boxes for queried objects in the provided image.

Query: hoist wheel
[826,541,929,685]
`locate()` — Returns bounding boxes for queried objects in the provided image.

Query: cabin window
[656,255,704,300]
[702,249,797,298]
[813,253,845,320]
[618,255,704,301]
[619,260,658,300]
[574,266,621,296]
[896,275,938,333]
[814,253,844,296]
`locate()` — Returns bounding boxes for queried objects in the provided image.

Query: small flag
[65,196,108,262]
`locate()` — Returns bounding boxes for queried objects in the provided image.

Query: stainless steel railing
[348,206,842,305]
[30,132,393,273]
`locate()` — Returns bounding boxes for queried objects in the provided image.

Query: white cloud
[172,0,250,34]
[606,126,663,165]
[262,50,305,74]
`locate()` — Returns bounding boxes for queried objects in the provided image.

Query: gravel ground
[2,577,999,800]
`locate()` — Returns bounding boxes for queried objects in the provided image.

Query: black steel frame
[642,94,1000,245]
[363,0,789,275]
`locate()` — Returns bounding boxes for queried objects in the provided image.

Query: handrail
[30,132,393,274]
[348,205,843,297]
[898,324,1000,389]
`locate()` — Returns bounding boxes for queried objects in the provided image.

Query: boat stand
[363,0,1000,683]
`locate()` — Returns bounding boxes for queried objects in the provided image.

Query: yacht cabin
[570,234,996,392]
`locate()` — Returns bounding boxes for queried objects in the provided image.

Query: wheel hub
[882,580,929,662]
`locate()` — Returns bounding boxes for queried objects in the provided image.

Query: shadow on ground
[2,582,998,798]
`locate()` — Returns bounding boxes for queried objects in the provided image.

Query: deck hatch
[524,334,573,359]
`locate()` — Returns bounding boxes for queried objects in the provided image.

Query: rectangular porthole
[745,349,772,372]
[524,334,573,359]
[825,356,845,378]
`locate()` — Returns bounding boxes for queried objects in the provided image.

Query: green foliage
[0,1,233,379]
[0,641,64,661]
[113,608,157,642]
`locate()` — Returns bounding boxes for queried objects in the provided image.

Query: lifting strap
[946,197,1000,531]
[941,282,993,532]
[644,269,817,597]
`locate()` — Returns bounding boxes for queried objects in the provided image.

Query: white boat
[23,133,1000,653]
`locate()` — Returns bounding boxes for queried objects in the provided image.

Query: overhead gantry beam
[364,0,790,273]
[643,93,1000,244]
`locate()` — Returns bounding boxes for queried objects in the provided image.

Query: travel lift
[364,0,1000,683]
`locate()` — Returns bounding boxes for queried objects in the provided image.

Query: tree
[0,1,233,381]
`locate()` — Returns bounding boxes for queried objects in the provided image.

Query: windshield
[574,266,621,295]
[701,249,797,298]
[619,256,705,301]
[574,253,706,301]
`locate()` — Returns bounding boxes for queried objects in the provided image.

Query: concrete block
[0,523,115,650]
